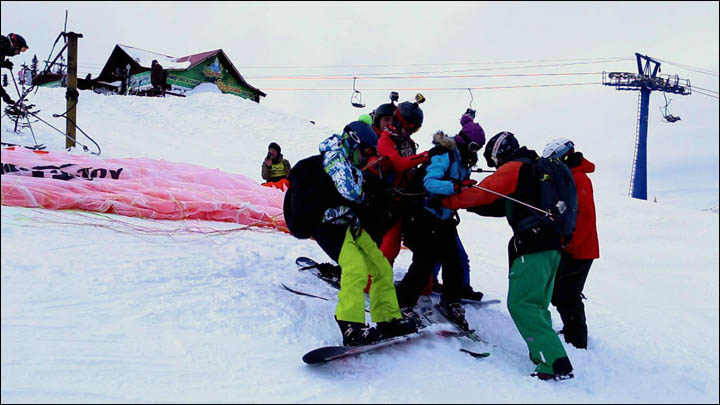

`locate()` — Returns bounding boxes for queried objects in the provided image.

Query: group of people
[283,95,599,381]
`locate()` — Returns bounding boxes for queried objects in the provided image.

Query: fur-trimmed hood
[432,131,457,151]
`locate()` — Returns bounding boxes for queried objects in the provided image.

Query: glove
[1,60,13,69]
[2,94,14,105]
[453,179,477,193]
[416,150,430,163]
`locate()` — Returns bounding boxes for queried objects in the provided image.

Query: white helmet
[542,138,575,159]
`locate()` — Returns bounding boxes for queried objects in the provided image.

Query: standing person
[443,131,575,380]
[376,99,430,263]
[0,33,29,105]
[426,114,486,301]
[288,120,418,346]
[543,138,599,349]
[393,124,484,330]
[150,59,165,97]
[371,98,431,307]
[261,142,291,190]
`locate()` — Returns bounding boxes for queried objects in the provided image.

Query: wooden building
[92,44,266,101]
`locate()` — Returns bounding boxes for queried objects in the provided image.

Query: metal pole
[632,88,650,200]
[64,32,82,149]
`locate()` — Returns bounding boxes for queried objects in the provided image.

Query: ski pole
[471,168,495,173]
[8,71,40,146]
[470,184,552,217]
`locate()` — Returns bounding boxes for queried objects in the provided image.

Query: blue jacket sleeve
[423,153,456,196]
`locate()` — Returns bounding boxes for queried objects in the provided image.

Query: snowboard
[302,328,479,364]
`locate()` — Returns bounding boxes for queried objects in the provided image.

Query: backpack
[515,157,578,240]
[283,155,344,239]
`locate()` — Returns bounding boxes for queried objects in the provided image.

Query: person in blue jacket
[426,114,486,301]
[394,116,486,330]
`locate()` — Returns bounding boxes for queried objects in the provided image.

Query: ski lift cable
[262,81,601,91]
[692,89,719,99]
[247,71,603,80]
[652,57,719,76]
[234,56,633,69]
[691,85,718,94]
[244,58,630,78]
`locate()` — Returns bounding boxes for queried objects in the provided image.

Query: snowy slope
[1,88,718,403]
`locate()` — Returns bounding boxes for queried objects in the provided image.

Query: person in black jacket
[1,33,29,105]
[150,60,165,97]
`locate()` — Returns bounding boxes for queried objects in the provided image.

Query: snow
[1,87,718,403]
[118,44,192,70]
[185,82,223,95]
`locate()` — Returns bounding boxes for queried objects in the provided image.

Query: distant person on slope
[543,138,599,350]
[442,131,575,381]
[1,33,29,105]
[261,142,291,190]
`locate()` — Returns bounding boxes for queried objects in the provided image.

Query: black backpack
[515,157,578,240]
[283,155,344,239]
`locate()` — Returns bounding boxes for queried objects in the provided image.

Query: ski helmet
[394,101,423,132]
[343,120,378,149]
[483,131,519,168]
[542,138,575,159]
[372,102,397,128]
[8,33,28,52]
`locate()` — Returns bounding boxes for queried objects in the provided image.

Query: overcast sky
[2,1,718,206]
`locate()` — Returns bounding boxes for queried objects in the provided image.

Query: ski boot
[531,356,574,381]
[317,263,341,285]
[376,316,419,340]
[460,285,484,302]
[335,318,382,346]
[399,306,424,330]
[437,300,469,331]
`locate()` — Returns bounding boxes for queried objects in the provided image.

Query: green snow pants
[507,250,570,375]
[335,227,403,324]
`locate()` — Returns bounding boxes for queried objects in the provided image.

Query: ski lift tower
[602,53,691,200]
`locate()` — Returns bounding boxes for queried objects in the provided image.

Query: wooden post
[64,32,83,149]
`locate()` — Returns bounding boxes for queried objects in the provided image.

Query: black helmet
[483,131,519,168]
[394,101,423,132]
[343,120,378,149]
[8,33,28,52]
[372,102,396,128]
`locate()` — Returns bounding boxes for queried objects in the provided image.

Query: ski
[302,328,476,364]
[430,292,502,307]
[434,302,488,344]
[280,282,331,301]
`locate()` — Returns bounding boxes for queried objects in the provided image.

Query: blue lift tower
[602,53,691,200]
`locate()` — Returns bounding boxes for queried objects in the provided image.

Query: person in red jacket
[373,99,430,317]
[542,138,599,349]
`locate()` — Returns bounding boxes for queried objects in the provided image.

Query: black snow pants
[551,251,593,349]
[395,210,464,309]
